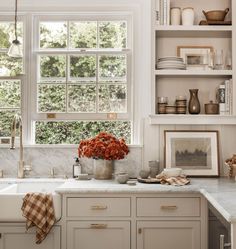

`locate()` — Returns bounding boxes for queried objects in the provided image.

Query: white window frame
[30,13,133,143]
[0,14,28,145]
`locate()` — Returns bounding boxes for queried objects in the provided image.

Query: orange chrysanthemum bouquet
[78,132,129,161]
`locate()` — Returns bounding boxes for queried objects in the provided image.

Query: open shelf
[155,70,233,77]
[149,114,236,125]
[155,25,232,38]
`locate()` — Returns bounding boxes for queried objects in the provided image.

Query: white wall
[0,0,234,176]
[0,0,151,177]
[0,0,152,145]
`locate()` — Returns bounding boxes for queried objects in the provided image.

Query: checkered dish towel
[156,173,190,186]
[21,193,56,244]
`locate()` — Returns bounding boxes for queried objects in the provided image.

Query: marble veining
[55,178,236,223]
[0,146,142,178]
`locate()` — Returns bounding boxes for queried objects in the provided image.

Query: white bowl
[163,168,182,177]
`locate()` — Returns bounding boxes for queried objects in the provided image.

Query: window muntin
[0,22,23,76]
[40,22,67,49]
[36,19,129,115]
[0,80,21,137]
[69,55,96,83]
[33,16,132,144]
[39,20,127,50]
[70,21,97,49]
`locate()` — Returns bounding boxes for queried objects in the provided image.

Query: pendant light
[8,0,23,58]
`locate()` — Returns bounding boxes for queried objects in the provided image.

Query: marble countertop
[56,177,236,222]
[1,177,236,222]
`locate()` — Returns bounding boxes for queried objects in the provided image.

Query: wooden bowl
[203,8,229,21]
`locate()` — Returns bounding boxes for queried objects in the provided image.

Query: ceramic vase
[93,159,113,180]
[188,89,200,114]
[182,7,194,25]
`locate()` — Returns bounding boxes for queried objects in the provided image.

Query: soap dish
[76,174,91,180]
[127,180,137,186]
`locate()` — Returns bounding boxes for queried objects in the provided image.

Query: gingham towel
[156,174,190,186]
[21,193,56,244]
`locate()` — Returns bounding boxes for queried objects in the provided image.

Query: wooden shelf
[149,115,236,125]
[155,70,233,77]
[155,25,232,38]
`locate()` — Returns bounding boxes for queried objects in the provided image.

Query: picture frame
[164,130,219,177]
[177,46,214,70]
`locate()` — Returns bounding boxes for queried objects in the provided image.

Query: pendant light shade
[8,0,23,58]
[8,39,23,58]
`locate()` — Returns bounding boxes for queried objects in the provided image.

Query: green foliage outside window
[0,20,131,143]
[35,121,131,144]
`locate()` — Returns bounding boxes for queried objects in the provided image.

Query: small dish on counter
[115,173,129,184]
[163,168,182,177]
[75,174,91,180]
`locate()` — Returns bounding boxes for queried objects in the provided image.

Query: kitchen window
[32,15,132,144]
[0,21,23,142]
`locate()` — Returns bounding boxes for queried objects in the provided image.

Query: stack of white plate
[157,56,186,70]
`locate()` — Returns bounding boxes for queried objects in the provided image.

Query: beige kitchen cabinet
[67,221,130,249]
[137,221,200,249]
[0,225,60,249]
[62,194,206,249]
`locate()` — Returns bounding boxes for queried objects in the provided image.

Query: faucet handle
[50,167,56,178]
[24,165,32,172]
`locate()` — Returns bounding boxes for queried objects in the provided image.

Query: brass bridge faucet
[10,114,31,178]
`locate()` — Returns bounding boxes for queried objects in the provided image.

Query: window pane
[68,85,96,113]
[0,53,23,77]
[39,55,66,83]
[0,22,23,49]
[40,22,67,49]
[0,110,20,137]
[35,121,131,144]
[0,80,21,108]
[38,84,66,112]
[70,55,96,83]
[70,21,97,49]
[98,84,127,113]
[99,55,126,82]
[99,21,127,49]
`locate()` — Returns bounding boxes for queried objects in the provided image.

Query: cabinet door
[67,221,130,249]
[0,225,60,249]
[137,221,200,249]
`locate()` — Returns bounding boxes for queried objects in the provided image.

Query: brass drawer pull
[91,205,108,210]
[90,224,108,229]
[161,205,178,210]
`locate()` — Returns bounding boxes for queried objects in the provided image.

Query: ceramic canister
[182,7,194,25]
[171,7,181,25]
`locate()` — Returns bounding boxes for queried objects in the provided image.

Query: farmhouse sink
[0,181,63,222]
[0,183,12,190]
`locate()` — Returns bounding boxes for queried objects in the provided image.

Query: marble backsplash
[0,146,143,178]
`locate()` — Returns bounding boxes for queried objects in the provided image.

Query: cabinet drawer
[67,197,131,217]
[137,197,200,217]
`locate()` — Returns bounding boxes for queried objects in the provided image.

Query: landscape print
[171,137,212,169]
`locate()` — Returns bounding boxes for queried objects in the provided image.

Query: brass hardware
[138,228,142,234]
[0,138,10,144]
[47,113,56,119]
[220,234,231,249]
[161,205,178,210]
[90,224,107,229]
[107,113,117,120]
[91,205,108,210]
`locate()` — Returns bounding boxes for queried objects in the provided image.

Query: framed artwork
[177,46,214,69]
[164,130,219,177]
